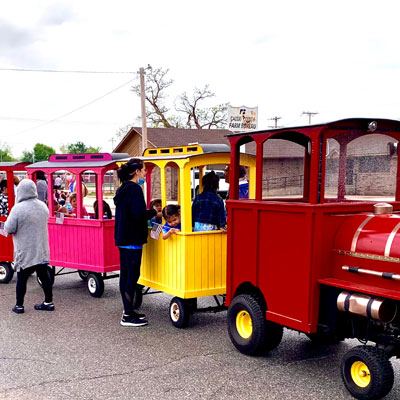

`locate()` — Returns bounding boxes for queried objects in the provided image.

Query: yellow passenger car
[129,144,255,327]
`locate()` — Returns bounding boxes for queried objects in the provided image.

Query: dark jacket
[192,189,226,228]
[114,181,156,246]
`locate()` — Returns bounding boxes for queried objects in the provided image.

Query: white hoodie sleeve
[4,207,18,235]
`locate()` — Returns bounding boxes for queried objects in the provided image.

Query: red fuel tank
[331,204,400,299]
[334,212,400,261]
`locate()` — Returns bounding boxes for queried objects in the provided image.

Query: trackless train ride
[1,118,400,399]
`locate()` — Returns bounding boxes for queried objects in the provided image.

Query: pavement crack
[0,351,235,395]
[0,357,57,364]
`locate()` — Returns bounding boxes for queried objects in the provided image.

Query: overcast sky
[1,0,400,158]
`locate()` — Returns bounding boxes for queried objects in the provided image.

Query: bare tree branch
[176,86,227,129]
[127,67,228,131]
[131,67,174,128]
[115,124,133,139]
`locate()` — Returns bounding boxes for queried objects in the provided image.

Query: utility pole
[302,111,318,125]
[138,65,152,154]
[109,137,115,152]
[268,116,282,129]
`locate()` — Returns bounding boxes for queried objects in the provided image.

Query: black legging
[119,248,142,316]
[16,264,53,306]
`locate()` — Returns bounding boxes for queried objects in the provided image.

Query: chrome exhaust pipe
[337,291,397,323]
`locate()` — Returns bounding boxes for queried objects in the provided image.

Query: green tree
[21,150,34,162]
[0,143,14,161]
[21,143,56,162]
[60,141,101,154]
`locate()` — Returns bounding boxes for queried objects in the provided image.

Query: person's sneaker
[34,302,55,311]
[122,311,146,320]
[12,305,24,314]
[120,315,148,327]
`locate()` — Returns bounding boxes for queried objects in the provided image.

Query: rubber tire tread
[0,262,14,284]
[87,273,104,298]
[341,345,394,400]
[228,294,282,356]
[78,270,89,281]
[251,292,283,352]
[169,297,190,329]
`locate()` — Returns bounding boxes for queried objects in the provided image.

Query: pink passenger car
[27,153,129,297]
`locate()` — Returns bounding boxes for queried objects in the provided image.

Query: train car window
[191,165,229,200]
[13,171,26,188]
[149,165,161,201]
[165,165,179,204]
[101,171,116,220]
[324,133,398,202]
[262,138,307,201]
[324,138,340,200]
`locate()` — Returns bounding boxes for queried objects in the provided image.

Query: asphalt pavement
[0,272,399,400]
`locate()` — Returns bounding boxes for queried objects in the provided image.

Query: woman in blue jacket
[114,158,159,327]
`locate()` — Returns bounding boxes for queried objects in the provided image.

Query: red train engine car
[225,118,400,399]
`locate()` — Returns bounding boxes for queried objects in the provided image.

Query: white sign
[228,105,258,131]
[55,212,65,225]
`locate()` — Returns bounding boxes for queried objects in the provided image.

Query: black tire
[87,273,104,298]
[341,345,394,400]
[169,297,192,328]
[0,262,14,284]
[227,294,283,356]
[132,284,144,309]
[78,270,90,281]
[36,266,55,287]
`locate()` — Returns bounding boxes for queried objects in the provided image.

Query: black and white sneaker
[122,311,146,320]
[34,302,55,311]
[120,315,148,327]
[12,305,24,314]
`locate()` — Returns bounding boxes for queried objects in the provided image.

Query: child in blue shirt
[162,204,181,240]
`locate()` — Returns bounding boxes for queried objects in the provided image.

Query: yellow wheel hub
[351,361,371,388]
[236,310,253,339]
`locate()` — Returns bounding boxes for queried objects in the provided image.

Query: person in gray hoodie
[4,179,54,314]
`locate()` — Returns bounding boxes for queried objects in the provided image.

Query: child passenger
[53,199,68,215]
[149,198,162,226]
[93,200,112,219]
[0,180,8,216]
[68,193,88,218]
[162,204,181,240]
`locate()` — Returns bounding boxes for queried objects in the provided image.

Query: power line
[268,116,282,129]
[302,111,318,125]
[0,67,134,74]
[11,77,137,136]
[0,116,126,125]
